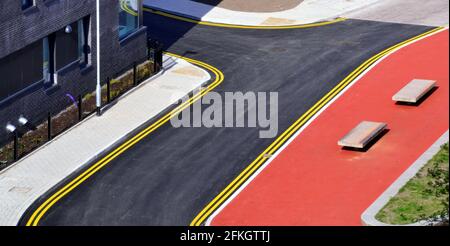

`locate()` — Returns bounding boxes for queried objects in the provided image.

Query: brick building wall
[0,0,148,144]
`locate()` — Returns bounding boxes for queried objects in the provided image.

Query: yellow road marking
[23,6,443,226]
[190,26,445,226]
[120,0,138,17]
[25,53,224,226]
[143,7,346,29]
[26,5,350,226]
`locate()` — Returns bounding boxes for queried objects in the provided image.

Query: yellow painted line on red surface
[143,7,346,29]
[25,53,224,226]
[190,26,445,226]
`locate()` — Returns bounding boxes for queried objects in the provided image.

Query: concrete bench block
[338,121,387,149]
[392,79,436,103]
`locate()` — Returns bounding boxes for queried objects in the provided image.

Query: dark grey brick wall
[0,0,148,144]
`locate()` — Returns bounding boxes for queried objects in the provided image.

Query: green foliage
[376,143,449,225]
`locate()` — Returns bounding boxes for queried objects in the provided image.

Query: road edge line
[193,26,446,226]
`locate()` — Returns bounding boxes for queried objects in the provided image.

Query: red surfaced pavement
[212,30,449,226]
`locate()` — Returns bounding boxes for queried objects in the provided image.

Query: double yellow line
[25,53,224,226]
[25,6,347,227]
[143,7,346,29]
[24,6,443,226]
[190,26,445,226]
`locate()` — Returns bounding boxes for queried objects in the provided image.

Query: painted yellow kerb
[143,7,347,29]
[25,53,225,226]
[190,26,445,226]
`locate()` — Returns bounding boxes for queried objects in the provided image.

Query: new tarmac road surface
[22,11,434,225]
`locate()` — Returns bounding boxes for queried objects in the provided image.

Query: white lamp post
[95,0,102,116]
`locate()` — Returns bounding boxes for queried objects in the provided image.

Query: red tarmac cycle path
[212,30,449,226]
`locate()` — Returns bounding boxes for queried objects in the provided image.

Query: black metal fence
[0,39,163,170]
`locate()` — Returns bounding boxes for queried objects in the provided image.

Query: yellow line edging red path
[190,26,445,226]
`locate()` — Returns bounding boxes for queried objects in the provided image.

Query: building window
[78,16,91,66]
[21,0,34,10]
[43,37,51,83]
[118,0,139,40]
[0,17,91,101]
[43,19,89,85]
[0,40,43,101]
[55,23,79,71]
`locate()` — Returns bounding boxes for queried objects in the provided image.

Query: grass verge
[376,143,449,225]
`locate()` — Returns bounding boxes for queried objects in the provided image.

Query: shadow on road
[144,0,222,50]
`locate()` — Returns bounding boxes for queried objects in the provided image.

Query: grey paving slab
[338,121,387,149]
[346,0,449,27]
[392,79,436,103]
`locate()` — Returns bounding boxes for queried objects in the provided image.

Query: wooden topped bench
[392,79,436,103]
[338,121,387,149]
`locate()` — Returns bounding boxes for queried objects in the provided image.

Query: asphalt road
[27,12,433,225]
